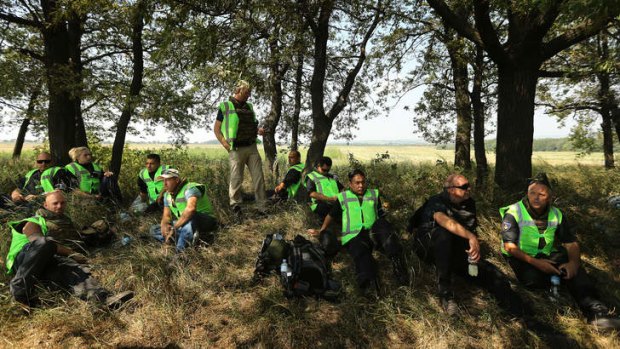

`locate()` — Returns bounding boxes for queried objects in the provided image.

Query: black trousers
[415,227,527,317]
[344,218,403,288]
[10,237,108,305]
[506,250,601,312]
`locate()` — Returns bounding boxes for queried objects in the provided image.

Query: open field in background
[0,142,609,167]
[0,146,619,348]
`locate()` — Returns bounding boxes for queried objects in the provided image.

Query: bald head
[44,191,66,215]
[288,150,301,166]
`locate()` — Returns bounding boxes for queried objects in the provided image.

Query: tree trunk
[306,116,333,169]
[263,39,285,170]
[303,0,379,169]
[68,10,87,147]
[596,33,614,168]
[494,65,540,194]
[110,1,145,176]
[13,85,41,159]
[41,0,84,165]
[601,113,614,168]
[290,51,304,151]
[471,45,488,185]
[446,31,471,169]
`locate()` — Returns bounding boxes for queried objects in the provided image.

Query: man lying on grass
[6,191,133,309]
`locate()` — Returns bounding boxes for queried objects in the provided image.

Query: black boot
[391,256,409,286]
[582,298,620,331]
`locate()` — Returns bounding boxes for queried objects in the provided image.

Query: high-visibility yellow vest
[305,171,340,211]
[139,165,169,204]
[6,216,48,272]
[499,201,562,257]
[337,189,379,245]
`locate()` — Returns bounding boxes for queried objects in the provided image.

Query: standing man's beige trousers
[228,144,266,207]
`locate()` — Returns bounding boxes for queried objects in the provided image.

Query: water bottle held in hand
[467,255,478,277]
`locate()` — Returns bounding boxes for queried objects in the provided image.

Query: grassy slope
[0,146,618,348]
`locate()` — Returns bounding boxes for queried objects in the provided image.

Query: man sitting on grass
[500,172,620,331]
[150,168,218,252]
[6,191,133,309]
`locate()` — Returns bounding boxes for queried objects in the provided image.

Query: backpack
[253,234,341,301]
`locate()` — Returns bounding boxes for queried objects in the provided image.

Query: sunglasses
[450,183,471,190]
[37,159,52,164]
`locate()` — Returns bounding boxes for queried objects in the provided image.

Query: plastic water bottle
[550,275,561,298]
[467,256,478,277]
[280,259,289,277]
[121,236,133,246]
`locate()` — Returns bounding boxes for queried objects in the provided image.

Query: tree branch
[0,11,40,28]
[542,12,619,61]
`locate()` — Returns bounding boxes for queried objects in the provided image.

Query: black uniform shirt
[281,167,302,188]
[417,192,477,233]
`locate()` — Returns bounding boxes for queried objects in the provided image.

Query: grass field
[0,143,618,348]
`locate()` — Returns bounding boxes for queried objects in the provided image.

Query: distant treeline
[436,138,620,153]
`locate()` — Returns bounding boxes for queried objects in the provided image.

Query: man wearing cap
[270,150,305,202]
[10,152,69,204]
[150,168,218,252]
[130,154,170,213]
[310,169,408,294]
[6,191,133,309]
[410,173,529,317]
[500,172,620,330]
[214,80,266,214]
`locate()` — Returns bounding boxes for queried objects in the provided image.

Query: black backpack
[253,234,341,301]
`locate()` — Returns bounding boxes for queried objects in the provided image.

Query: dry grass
[0,147,618,348]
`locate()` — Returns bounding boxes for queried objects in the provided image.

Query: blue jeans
[150,219,196,252]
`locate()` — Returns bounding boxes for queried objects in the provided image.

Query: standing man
[10,152,68,203]
[131,154,170,213]
[6,191,133,309]
[150,169,218,252]
[410,174,524,316]
[214,80,266,214]
[271,150,304,201]
[500,173,620,330]
[311,169,408,293]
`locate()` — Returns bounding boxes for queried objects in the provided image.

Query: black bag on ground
[253,233,341,301]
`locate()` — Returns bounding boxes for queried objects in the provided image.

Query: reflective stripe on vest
[286,163,305,199]
[164,182,214,219]
[65,162,103,194]
[139,165,169,204]
[219,101,256,149]
[499,201,562,257]
[6,216,48,272]
[306,171,340,211]
[40,166,61,193]
[338,189,379,245]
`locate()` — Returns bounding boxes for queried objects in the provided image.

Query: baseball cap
[156,168,180,181]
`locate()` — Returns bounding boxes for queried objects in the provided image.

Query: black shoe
[230,205,243,222]
[391,256,409,286]
[586,302,620,331]
[439,294,458,316]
